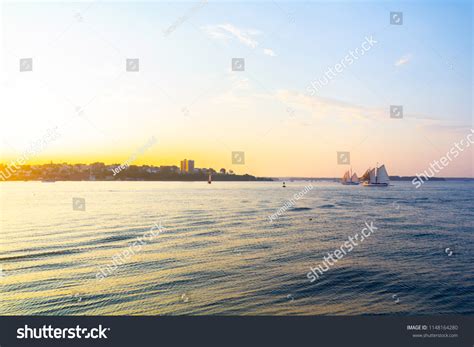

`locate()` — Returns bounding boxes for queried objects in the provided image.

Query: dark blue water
[0,181,473,315]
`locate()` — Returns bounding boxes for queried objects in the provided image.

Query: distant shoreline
[1,175,274,182]
[275,176,474,181]
[0,163,273,182]
[2,177,473,183]
[1,161,472,182]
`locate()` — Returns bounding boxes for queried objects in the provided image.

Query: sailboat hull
[362,182,388,187]
[341,182,359,185]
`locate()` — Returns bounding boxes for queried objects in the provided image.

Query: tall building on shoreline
[180,159,195,173]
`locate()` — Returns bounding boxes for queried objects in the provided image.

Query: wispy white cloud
[394,54,412,67]
[263,48,276,57]
[202,23,260,48]
[228,73,252,90]
[275,90,470,133]
[414,120,473,133]
[210,81,465,133]
[276,90,381,121]
[202,23,277,57]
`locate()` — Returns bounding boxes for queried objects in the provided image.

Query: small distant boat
[341,168,359,185]
[282,181,286,188]
[208,173,212,184]
[362,164,390,187]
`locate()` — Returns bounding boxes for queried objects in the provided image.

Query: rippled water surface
[1,181,473,315]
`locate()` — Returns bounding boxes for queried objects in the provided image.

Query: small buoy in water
[282,181,286,188]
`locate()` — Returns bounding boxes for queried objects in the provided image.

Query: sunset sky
[0,0,472,177]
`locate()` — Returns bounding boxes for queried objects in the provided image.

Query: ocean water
[0,181,473,315]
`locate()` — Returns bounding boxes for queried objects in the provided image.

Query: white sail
[376,165,390,184]
[351,173,359,183]
[342,171,350,183]
[369,168,376,184]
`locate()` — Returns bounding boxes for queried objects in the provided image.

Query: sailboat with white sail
[341,168,359,185]
[362,164,390,187]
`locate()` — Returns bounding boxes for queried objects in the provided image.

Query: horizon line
[1,161,472,179]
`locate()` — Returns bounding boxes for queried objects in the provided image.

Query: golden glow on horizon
[2,127,473,178]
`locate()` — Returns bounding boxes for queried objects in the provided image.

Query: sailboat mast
[375,162,378,184]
